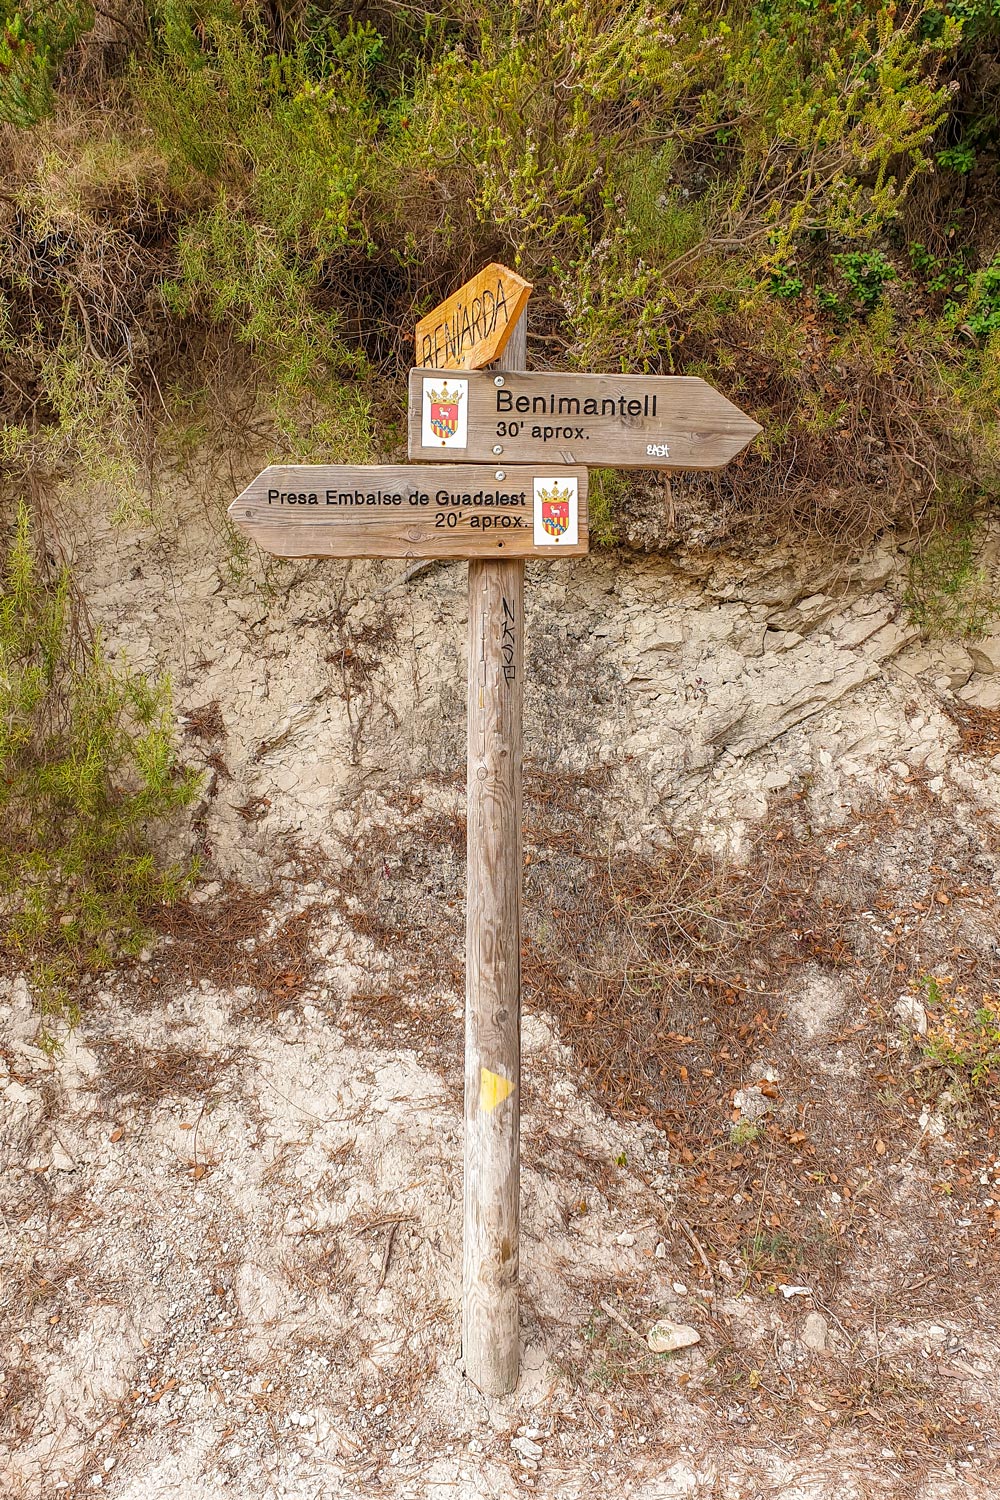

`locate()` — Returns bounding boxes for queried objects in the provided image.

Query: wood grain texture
[415,263,532,370]
[463,311,527,1397]
[464,555,523,1396]
[228,463,589,559]
[407,368,762,470]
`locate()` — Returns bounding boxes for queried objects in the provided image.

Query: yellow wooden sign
[415,263,533,372]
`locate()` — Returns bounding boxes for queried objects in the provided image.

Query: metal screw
[494,376,505,387]
[493,444,503,455]
[245,509,252,517]
[495,470,506,481]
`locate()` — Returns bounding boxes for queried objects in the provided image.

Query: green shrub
[0,0,93,126]
[936,139,977,173]
[920,973,1000,1090]
[1,0,997,547]
[955,257,1000,339]
[903,508,999,638]
[766,262,805,300]
[142,6,380,404]
[587,468,626,546]
[834,251,896,312]
[0,503,200,1021]
[909,241,968,300]
[936,0,1000,37]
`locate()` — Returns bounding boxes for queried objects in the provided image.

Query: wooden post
[226,263,762,1396]
[463,313,527,1394]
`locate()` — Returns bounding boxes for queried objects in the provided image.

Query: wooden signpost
[229,464,588,558]
[408,368,761,469]
[228,262,760,1400]
[415,263,533,372]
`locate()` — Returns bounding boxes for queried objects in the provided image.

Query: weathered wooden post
[228,259,760,1402]
[463,314,526,1394]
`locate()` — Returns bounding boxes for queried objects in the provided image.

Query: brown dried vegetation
[320,763,1000,1471]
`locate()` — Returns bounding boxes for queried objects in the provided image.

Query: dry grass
[0,1357,43,1449]
[143,885,325,1019]
[236,906,327,1021]
[941,696,1000,760]
[87,1038,240,1108]
[181,700,227,742]
[526,781,999,1472]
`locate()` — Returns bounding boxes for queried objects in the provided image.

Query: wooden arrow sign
[415,264,533,372]
[408,368,761,470]
[227,464,589,558]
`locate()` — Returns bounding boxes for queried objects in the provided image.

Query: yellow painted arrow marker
[480,1066,515,1114]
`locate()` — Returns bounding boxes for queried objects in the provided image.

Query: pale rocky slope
[3,473,1000,1499]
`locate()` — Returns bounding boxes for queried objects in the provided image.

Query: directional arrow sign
[408,368,761,470]
[415,264,533,372]
[227,464,589,558]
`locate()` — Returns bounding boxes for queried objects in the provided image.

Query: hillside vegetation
[1,0,998,549]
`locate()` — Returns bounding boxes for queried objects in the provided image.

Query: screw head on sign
[493,445,503,455]
[246,509,252,517]
[495,471,506,481]
[494,376,505,387]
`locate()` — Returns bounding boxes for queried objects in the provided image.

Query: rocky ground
[3,472,1000,1498]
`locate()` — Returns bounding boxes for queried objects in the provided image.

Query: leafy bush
[835,251,896,312]
[587,468,625,546]
[0,503,200,1019]
[935,0,1000,37]
[909,241,968,300]
[957,257,1000,339]
[936,139,977,173]
[143,6,384,390]
[767,263,805,300]
[0,0,93,126]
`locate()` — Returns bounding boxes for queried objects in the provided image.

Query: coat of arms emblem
[428,382,462,443]
[532,476,578,546]
[421,376,468,448]
[539,483,572,538]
